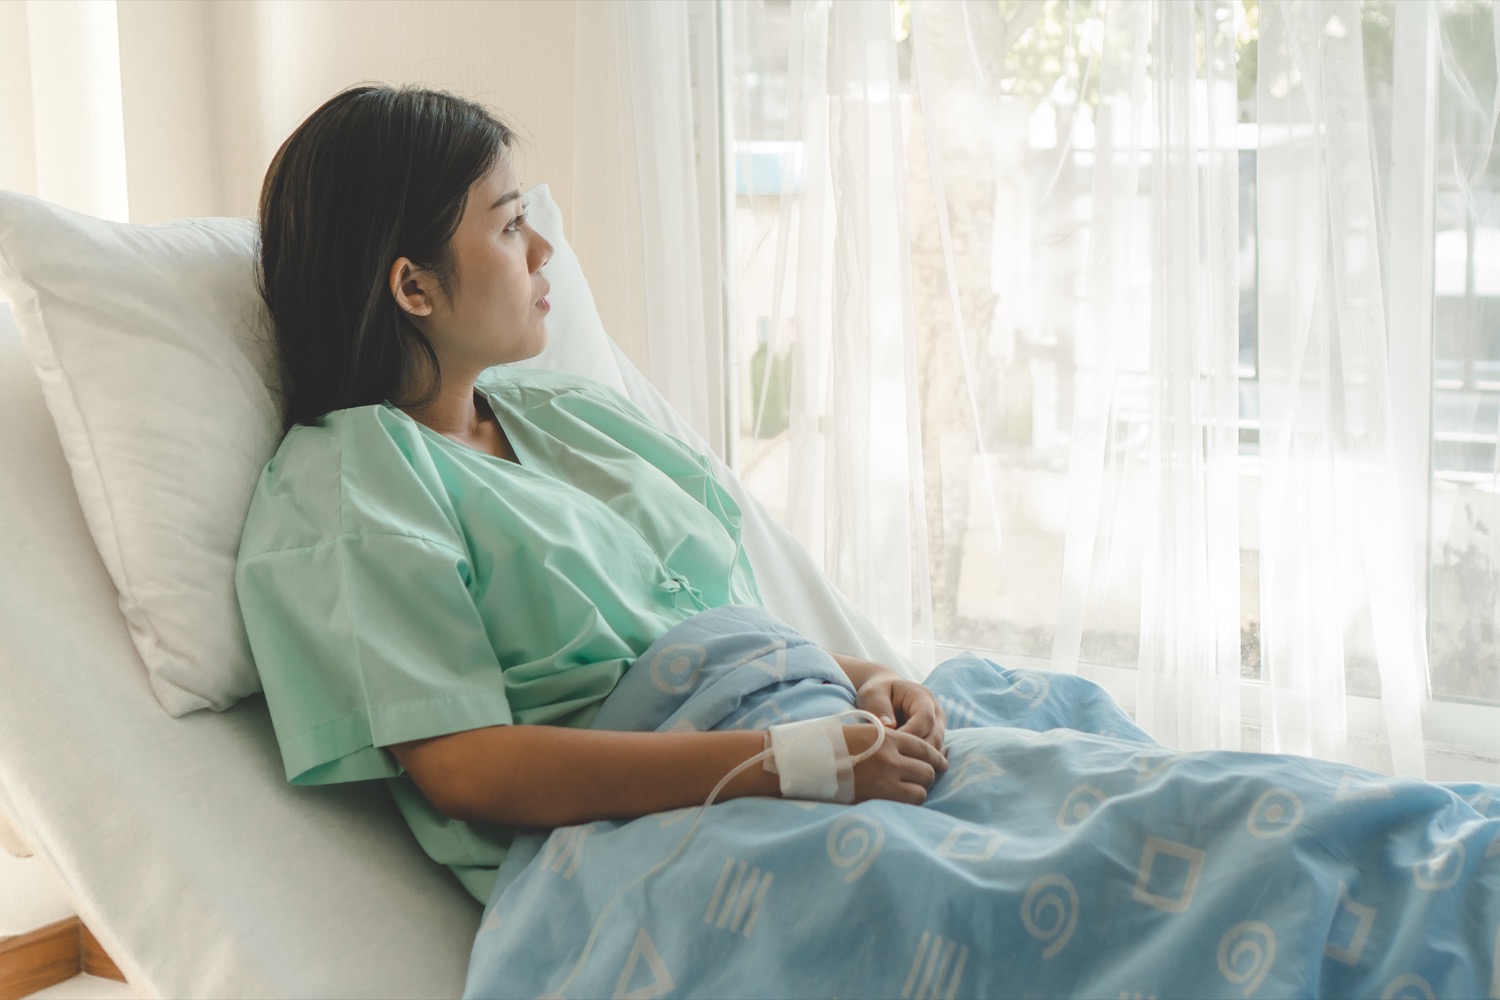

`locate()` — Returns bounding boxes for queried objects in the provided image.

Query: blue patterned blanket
[463,605,1500,999]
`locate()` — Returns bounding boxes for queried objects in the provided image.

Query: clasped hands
[854,672,947,753]
[827,652,949,805]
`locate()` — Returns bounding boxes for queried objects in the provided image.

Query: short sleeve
[236,531,514,786]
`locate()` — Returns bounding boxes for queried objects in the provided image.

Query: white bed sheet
[0,296,908,997]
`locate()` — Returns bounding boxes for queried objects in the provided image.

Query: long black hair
[257,84,517,429]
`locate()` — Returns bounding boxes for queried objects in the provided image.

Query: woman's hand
[842,724,948,805]
[826,649,948,754]
[854,673,947,754]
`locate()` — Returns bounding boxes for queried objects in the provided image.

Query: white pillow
[0,183,622,716]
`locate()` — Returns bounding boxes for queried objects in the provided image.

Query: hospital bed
[0,185,905,998]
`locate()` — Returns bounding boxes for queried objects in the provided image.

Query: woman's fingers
[848,725,951,804]
[898,709,945,752]
[903,729,949,773]
[892,685,947,752]
[894,716,942,755]
[859,688,899,728]
[902,757,937,789]
[889,730,946,781]
[897,782,929,806]
[927,698,947,749]
[899,710,934,738]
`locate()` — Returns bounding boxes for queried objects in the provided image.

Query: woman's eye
[505,200,531,233]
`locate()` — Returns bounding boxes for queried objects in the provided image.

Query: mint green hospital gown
[235,368,763,905]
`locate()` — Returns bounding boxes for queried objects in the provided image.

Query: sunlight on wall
[205,0,577,223]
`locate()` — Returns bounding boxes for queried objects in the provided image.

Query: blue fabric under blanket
[463,605,1500,999]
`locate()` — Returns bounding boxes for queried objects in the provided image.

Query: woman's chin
[531,324,553,356]
[505,328,549,365]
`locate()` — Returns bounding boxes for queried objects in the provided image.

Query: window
[725,0,1500,720]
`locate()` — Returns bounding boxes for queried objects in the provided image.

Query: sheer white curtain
[1254,0,1430,772]
[1053,0,1246,757]
[610,0,1500,776]
[0,0,130,222]
[570,0,730,454]
[0,0,233,226]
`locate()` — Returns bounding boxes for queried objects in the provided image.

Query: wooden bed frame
[0,916,127,1000]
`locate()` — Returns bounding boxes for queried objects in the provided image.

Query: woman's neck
[400,375,517,462]
[401,377,484,439]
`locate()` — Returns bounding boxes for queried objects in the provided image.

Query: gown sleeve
[235,530,515,786]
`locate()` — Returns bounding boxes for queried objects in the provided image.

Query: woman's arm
[827,651,898,691]
[391,722,946,828]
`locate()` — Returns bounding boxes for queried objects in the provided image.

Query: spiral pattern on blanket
[1216,921,1275,997]
[826,814,884,883]
[1020,873,1078,960]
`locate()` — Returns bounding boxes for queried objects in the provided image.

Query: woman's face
[407,157,553,374]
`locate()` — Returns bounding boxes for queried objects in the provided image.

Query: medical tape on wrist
[763,709,885,804]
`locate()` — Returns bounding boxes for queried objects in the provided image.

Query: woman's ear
[390,258,437,317]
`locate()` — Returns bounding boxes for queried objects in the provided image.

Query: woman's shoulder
[275,401,418,456]
[238,403,456,560]
[269,402,420,487]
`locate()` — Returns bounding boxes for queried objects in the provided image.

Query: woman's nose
[530,232,553,272]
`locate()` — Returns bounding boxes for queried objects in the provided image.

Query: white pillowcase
[0,198,276,716]
[0,183,618,716]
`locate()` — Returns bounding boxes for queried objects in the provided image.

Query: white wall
[3,0,578,222]
[106,0,577,225]
[0,838,73,938]
[199,0,577,223]
[0,0,652,358]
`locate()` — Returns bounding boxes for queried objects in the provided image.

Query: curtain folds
[0,0,130,222]
[1257,0,1429,771]
[610,0,1500,776]
[570,0,729,453]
